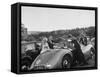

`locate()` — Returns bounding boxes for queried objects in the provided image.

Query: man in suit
[68,34,87,65]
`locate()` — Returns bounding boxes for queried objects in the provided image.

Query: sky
[21,6,95,32]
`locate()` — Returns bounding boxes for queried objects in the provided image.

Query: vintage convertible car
[29,42,95,70]
[29,48,73,70]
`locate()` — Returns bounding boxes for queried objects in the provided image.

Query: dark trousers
[72,49,86,64]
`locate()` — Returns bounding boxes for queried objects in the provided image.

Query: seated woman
[41,37,50,54]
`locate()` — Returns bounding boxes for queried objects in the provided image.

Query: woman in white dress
[41,37,50,53]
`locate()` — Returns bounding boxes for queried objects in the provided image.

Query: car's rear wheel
[62,55,71,69]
